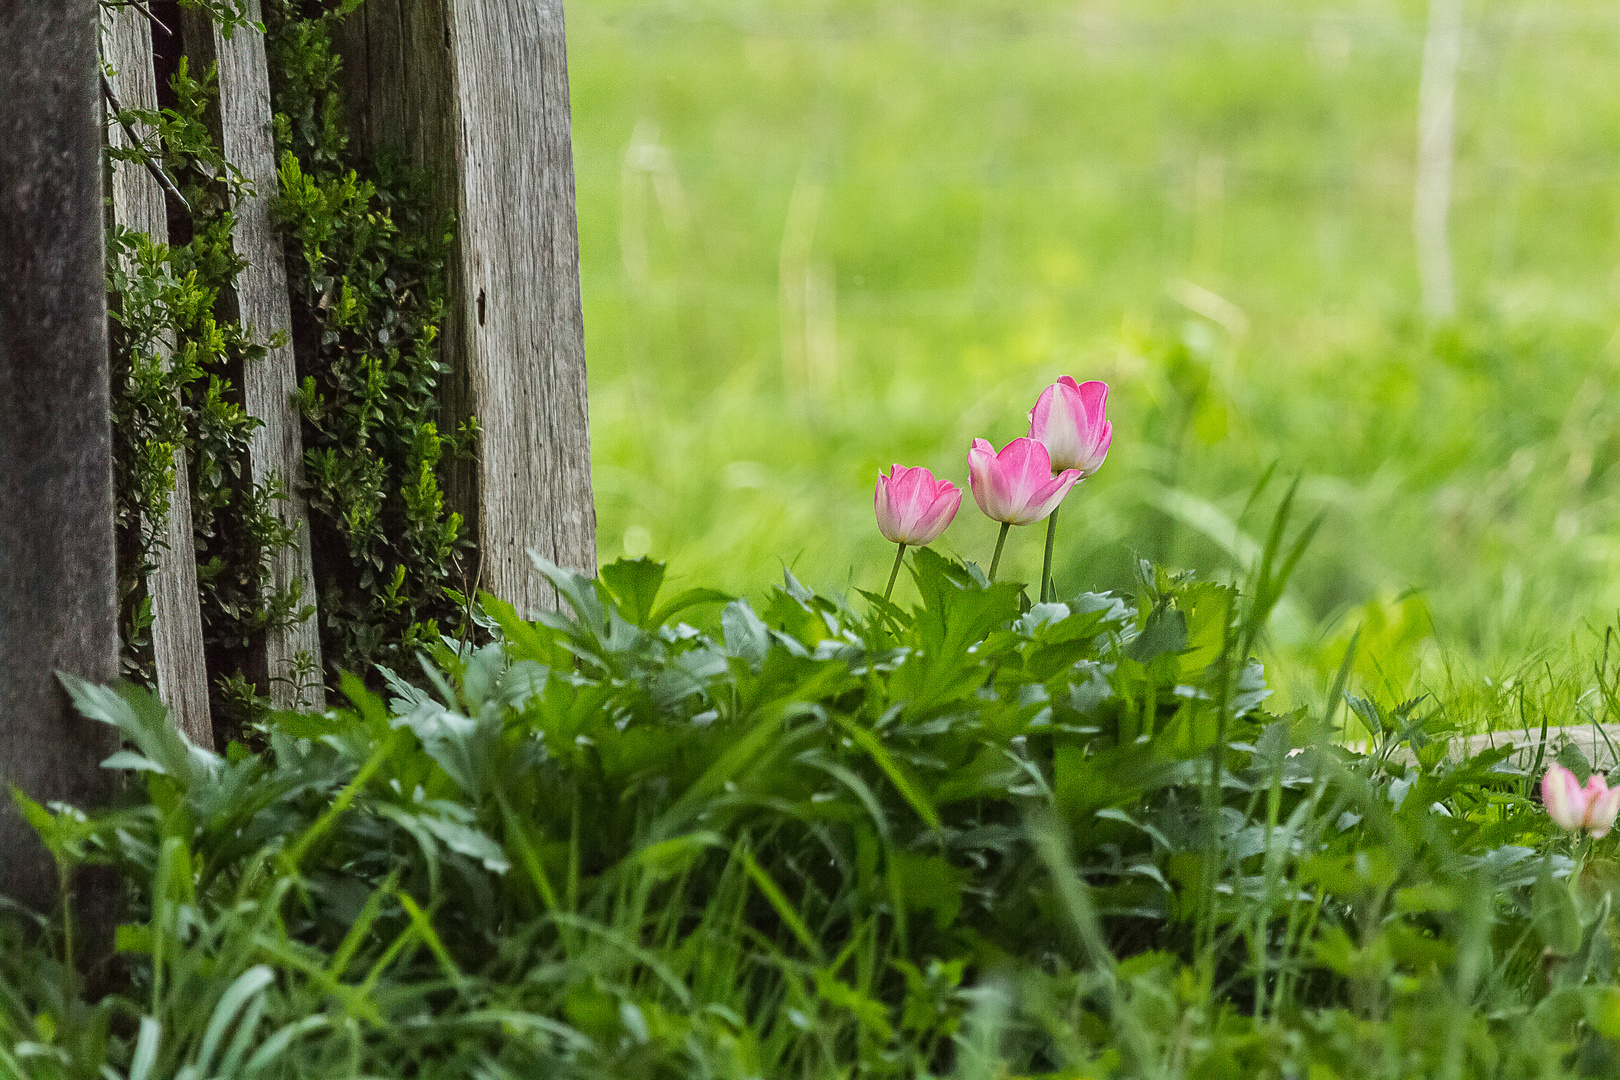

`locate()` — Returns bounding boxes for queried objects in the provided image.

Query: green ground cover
[10,547,1620,1078]
[572,0,1620,707]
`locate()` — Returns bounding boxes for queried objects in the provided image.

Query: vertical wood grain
[0,0,120,911]
[102,4,216,747]
[337,0,597,616]
[184,3,325,708]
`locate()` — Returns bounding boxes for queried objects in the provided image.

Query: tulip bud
[1542,764,1587,833]
[1029,377,1112,477]
[967,437,1082,526]
[874,465,961,546]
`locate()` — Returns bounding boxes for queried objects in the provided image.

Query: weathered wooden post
[336,0,597,613]
[0,0,120,907]
[102,4,216,747]
[183,3,326,708]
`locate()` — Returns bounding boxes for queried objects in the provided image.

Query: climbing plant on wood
[105,0,473,733]
[267,0,473,677]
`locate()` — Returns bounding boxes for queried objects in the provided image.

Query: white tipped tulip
[874,465,961,547]
[967,438,1081,527]
[1541,764,1620,837]
[1028,377,1112,477]
[1586,775,1620,839]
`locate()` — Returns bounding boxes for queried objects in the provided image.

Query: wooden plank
[337,0,597,616]
[1383,725,1620,778]
[0,0,121,909]
[183,2,324,709]
[1445,726,1620,773]
[102,3,216,748]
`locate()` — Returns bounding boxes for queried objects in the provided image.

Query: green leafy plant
[266,0,471,679]
[106,51,307,718]
[5,524,1620,1076]
[105,1,470,731]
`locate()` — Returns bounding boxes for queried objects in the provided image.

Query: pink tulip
[1585,775,1620,838]
[1541,764,1620,837]
[967,437,1082,527]
[1544,765,1587,832]
[874,465,961,546]
[1029,377,1112,477]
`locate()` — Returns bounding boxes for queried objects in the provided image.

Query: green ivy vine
[265,0,472,676]
[104,0,470,736]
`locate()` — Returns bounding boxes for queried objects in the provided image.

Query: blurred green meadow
[569,0,1620,709]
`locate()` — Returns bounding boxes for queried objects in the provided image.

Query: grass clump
[1,530,1619,1077]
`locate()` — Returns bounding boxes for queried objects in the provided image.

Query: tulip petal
[874,470,900,544]
[968,439,1004,520]
[1077,379,1108,425]
[1009,438,1056,502]
[1591,783,1620,838]
[987,440,1026,512]
[910,485,961,545]
[889,465,932,536]
[1543,765,1588,832]
[1017,469,1082,524]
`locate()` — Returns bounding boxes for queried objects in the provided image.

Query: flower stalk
[988,522,1011,582]
[884,543,907,602]
[1040,506,1060,602]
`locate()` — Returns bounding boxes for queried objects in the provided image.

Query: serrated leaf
[722,600,772,665]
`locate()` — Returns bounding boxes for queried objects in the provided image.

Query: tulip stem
[988,522,1011,582]
[884,543,907,602]
[1040,506,1060,603]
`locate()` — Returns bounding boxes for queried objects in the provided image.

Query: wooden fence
[99,0,595,741]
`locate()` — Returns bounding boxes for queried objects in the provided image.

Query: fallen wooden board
[1384,725,1620,773]
[184,3,324,709]
[1449,725,1620,771]
[103,1,215,748]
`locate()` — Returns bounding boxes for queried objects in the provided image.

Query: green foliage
[105,0,468,724]
[5,543,1620,1077]
[106,52,307,707]
[264,0,470,678]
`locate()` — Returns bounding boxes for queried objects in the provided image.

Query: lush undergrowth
[4,525,1620,1078]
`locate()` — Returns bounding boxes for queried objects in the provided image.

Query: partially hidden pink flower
[1544,765,1587,832]
[1028,377,1112,476]
[1585,775,1620,838]
[1541,764,1620,837]
[874,465,961,545]
[967,437,1082,526]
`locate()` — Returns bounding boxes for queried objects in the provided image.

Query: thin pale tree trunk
[1415,0,1463,320]
[183,3,325,708]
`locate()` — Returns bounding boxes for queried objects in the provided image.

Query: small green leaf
[649,587,732,630]
[599,557,667,626]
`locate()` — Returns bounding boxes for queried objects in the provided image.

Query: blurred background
[568,0,1620,709]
